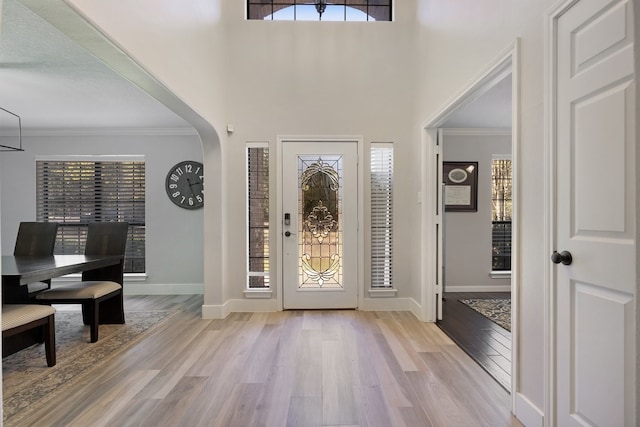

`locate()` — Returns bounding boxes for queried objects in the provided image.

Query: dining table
[2,254,125,355]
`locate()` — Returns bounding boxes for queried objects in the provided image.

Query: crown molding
[0,127,198,137]
[442,128,511,136]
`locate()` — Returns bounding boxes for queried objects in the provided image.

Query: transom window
[248,1,392,21]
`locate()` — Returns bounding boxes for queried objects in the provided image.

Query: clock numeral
[189,198,194,206]
[185,164,193,173]
[196,195,203,203]
[170,174,179,182]
[180,196,186,203]
[175,167,184,176]
[195,167,201,175]
[169,183,177,189]
[172,191,181,198]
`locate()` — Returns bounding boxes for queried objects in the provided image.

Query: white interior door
[554,0,636,424]
[282,141,358,309]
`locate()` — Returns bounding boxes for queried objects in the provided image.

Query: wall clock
[165,160,204,209]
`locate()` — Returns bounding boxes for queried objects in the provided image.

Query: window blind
[491,158,512,271]
[36,160,146,273]
[247,146,270,288]
[370,143,393,288]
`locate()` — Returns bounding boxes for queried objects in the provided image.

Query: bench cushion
[2,304,56,331]
[35,281,122,300]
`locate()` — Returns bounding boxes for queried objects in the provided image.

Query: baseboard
[201,298,280,319]
[201,297,422,320]
[514,392,544,427]
[360,296,413,311]
[445,285,512,293]
[123,283,203,295]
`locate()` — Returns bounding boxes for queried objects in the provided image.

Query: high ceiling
[0,0,511,135]
[0,0,191,131]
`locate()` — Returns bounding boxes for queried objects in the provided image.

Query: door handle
[551,250,572,265]
[285,231,296,237]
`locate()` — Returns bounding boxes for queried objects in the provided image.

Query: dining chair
[2,304,56,366]
[36,222,128,343]
[13,221,59,295]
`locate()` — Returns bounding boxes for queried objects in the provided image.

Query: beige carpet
[459,298,511,331]
[2,310,176,426]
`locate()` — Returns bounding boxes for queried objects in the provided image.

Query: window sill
[244,289,273,299]
[53,273,148,283]
[490,271,511,279]
[368,288,398,298]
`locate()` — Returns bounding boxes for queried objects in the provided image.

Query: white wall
[0,131,204,293]
[443,130,511,291]
[219,1,419,305]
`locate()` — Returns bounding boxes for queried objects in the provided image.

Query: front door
[282,141,358,309]
[554,0,636,424]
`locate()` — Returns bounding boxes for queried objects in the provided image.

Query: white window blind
[36,159,146,273]
[247,145,270,288]
[370,143,393,288]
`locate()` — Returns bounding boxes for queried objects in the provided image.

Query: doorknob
[551,250,572,265]
[285,231,295,237]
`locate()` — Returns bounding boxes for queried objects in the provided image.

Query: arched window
[248,1,392,22]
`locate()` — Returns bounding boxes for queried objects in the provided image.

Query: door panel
[282,141,358,309]
[555,0,636,424]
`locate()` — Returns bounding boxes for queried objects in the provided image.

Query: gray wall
[0,131,204,293]
[443,130,511,291]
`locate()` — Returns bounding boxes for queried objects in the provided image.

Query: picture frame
[443,161,478,212]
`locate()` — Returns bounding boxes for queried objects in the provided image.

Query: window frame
[246,143,271,294]
[491,155,512,273]
[370,142,394,291]
[247,0,393,21]
[35,155,146,274]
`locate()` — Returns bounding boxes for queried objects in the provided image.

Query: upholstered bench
[2,304,56,366]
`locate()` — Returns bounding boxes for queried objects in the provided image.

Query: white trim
[1,127,197,137]
[360,296,419,313]
[445,285,512,293]
[123,283,204,295]
[243,289,273,299]
[245,142,271,292]
[421,39,521,416]
[489,271,512,279]
[441,128,512,136]
[515,393,545,427]
[544,1,571,425]
[35,154,145,162]
[367,288,398,298]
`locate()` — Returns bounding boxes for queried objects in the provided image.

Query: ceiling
[0,0,511,134]
[0,0,191,131]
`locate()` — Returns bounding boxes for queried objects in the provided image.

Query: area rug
[458,298,511,331]
[2,310,177,425]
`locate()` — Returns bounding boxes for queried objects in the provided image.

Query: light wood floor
[12,295,523,426]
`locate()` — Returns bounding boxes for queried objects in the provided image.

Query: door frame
[275,135,365,311]
[421,39,520,409]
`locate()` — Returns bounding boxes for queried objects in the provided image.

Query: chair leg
[44,314,56,367]
[90,300,100,343]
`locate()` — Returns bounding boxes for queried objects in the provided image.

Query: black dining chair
[2,304,56,366]
[36,222,128,343]
[13,221,59,295]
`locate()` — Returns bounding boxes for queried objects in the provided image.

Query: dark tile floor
[436,292,512,391]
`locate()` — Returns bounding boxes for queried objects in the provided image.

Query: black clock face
[165,161,204,209]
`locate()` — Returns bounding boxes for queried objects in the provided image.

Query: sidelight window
[247,144,271,288]
[370,143,393,288]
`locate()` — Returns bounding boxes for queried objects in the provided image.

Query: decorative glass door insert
[298,156,343,288]
[282,141,358,309]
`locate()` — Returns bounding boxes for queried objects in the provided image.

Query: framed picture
[443,161,478,212]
